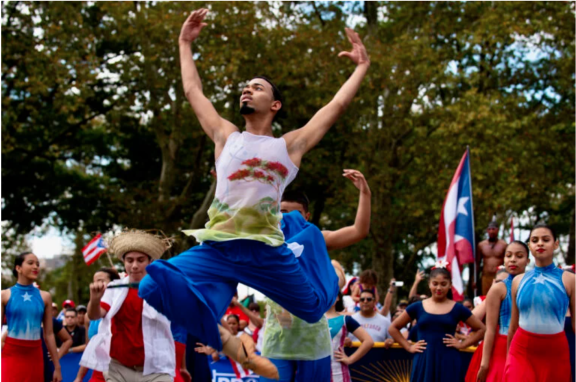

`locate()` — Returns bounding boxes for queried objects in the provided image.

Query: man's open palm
[180,8,209,43]
[338,28,369,65]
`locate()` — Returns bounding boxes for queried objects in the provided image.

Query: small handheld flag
[82,234,107,266]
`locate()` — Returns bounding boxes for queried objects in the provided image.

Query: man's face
[280,201,310,221]
[239,78,280,116]
[359,292,376,315]
[463,301,473,311]
[77,311,86,325]
[123,251,151,283]
[64,311,77,328]
[487,227,499,239]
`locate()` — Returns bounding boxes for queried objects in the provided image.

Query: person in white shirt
[81,230,175,382]
[350,290,394,347]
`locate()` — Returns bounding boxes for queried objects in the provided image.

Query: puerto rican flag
[82,234,107,266]
[437,149,475,301]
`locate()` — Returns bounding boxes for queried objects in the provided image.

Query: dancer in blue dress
[505,224,575,382]
[388,264,485,382]
[475,240,530,382]
[1,252,62,382]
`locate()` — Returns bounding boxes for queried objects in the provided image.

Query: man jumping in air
[137,8,370,379]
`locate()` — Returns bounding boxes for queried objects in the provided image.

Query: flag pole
[467,146,477,298]
[105,250,115,269]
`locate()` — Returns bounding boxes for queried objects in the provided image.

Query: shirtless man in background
[476,221,506,295]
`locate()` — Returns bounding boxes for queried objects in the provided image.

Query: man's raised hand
[338,28,370,66]
[179,8,209,44]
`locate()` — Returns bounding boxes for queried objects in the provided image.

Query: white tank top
[186,131,298,246]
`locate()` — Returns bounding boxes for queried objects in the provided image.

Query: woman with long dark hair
[475,241,530,381]
[504,224,574,382]
[388,264,485,382]
[1,252,62,382]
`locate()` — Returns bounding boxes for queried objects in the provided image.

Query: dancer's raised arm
[179,9,238,149]
[284,28,369,165]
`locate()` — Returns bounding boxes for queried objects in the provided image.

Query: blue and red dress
[504,263,571,382]
[2,283,45,382]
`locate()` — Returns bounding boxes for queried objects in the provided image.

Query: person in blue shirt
[505,223,575,382]
[1,252,62,382]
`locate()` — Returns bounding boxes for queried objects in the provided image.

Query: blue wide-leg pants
[139,211,339,351]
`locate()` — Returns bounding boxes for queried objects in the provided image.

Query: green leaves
[2,2,574,302]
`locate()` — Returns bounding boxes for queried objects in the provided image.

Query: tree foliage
[2,1,574,302]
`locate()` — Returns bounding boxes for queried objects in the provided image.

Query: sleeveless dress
[328,315,361,382]
[504,263,571,382]
[87,319,105,381]
[139,132,339,351]
[405,301,472,382]
[465,274,514,382]
[2,283,45,382]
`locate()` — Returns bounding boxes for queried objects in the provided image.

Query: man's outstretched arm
[179,9,237,146]
[322,170,371,251]
[284,28,369,163]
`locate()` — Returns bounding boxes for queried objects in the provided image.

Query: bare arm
[563,272,575,331]
[56,327,72,358]
[351,284,360,303]
[42,292,62,382]
[322,170,371,251]
[74,366,89,382]
[87,281,108,321]
[380,279,396,317]
[70,343,87,353]
[180,347,192,382]
[409,271,424,299]
[334,326,373,365]
[284,28,369,165]
[507,275,523,351]
[444,313,485,350]
[477,284,505,382]
[388,311,427,353]
[472,300,487,320]
[179,9,237,147]
[232,298,263,328]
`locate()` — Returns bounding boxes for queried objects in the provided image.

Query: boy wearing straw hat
[80,230,175,382]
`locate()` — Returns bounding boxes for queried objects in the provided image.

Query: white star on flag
[457,197,469,216]
[22,292,32,302]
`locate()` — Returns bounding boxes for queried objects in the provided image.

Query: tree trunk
[190,178,217,230]
[371,191,394,303]
[568,208,575,265]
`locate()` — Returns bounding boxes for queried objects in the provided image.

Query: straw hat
[108,229,171,261]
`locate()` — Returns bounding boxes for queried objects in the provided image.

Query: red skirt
[89,370,106,381]
[504,328,571,382]
[486,333,507,382]
[1,337,44,382]
[174,341,187,382]
[465,340,484,382]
